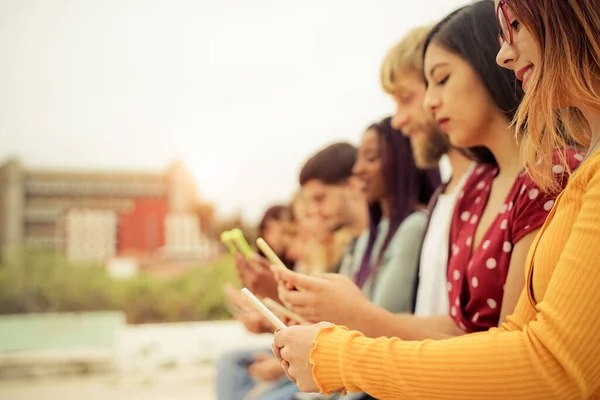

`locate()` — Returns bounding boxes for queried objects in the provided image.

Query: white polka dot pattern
[452,244,460,256]
[529,188,540,200]
[446,153,578,333]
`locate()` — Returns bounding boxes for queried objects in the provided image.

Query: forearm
[348,302,463,340]
[310,324,591,399]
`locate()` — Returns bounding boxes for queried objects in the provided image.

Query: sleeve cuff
[309,324,351,395]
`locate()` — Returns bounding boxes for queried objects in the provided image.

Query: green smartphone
[230,228,254,258]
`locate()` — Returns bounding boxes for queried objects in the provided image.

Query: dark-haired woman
[275,117,441,326]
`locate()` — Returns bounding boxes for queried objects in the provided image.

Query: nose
[496,40,516,69]
[423,86,440,116]
[352,159,364,177]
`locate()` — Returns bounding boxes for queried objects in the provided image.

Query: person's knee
[257,380,300,400]
[217,348,254,374]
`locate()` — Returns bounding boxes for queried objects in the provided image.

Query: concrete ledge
[0,312,125,379]
[0,349,113,364]
[0,316,272,381]
[0,311,126,352]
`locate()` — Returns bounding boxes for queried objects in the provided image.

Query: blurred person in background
[296,142,368,275]
[233,204,293,303]
[278,117,442,323]
[216,142,367,400]
[217,202,301,400]
[232,142,368,303]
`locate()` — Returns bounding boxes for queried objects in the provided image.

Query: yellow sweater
[309,151,600,399]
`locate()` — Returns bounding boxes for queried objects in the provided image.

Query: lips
[436,117,450,130]
[515,65,534,90]
[356,178,368,192]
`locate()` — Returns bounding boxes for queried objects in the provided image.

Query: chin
[447,132,473,149]
[414,152,436,169]
[365,195,378,205]
[418,156,441,169]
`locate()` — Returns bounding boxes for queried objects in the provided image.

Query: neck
[484,116,522,177]
[445,148,473,193]
[380,198,390,218]
[347,200,369,236]
[581,105,600,156]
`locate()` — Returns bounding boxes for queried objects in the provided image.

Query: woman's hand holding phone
[234,253,280,301]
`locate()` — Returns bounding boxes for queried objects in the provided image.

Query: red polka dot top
[447,151,582,332]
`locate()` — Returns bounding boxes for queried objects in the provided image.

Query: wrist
[309,324,352,395]
[346,297,376,331]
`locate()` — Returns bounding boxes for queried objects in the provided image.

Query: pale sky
[0,0,467,224]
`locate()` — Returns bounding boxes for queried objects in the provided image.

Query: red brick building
[0,159,214,264]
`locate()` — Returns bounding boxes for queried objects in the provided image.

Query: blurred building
[0,158,215,263]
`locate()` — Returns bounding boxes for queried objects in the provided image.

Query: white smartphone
[263,298,308,325]
[241,288,287,330]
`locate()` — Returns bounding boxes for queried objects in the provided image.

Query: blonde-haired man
[381,26,474,318]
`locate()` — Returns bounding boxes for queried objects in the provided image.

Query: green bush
[0,250,240,324]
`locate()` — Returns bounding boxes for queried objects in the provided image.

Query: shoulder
[333,228,355,248]
[400,211,428,229]
[511,149,584,204]
[552,148,584,172]
[352,229,370,255]
[570,149,600,188]
[390,211,427,243]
